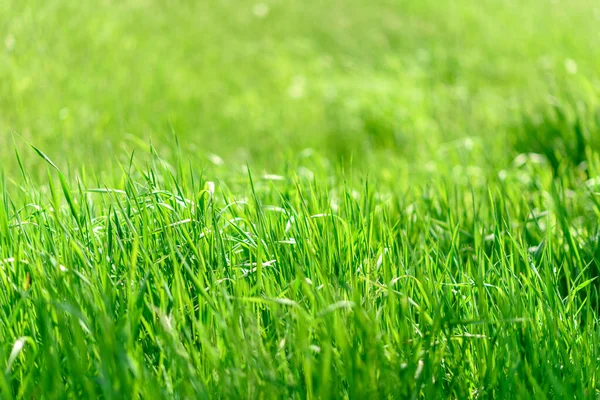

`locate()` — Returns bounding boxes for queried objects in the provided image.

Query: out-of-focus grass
[1,0,598,171]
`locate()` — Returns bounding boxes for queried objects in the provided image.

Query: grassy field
[1,0,600,398]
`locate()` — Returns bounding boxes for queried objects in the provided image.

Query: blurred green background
[1,0,599,173]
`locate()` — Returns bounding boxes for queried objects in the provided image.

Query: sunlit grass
[0,144,599,398]
[1,0,600,398]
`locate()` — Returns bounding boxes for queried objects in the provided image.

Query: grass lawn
[1,0,600,397]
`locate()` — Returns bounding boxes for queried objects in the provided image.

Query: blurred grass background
[1,0,599,172]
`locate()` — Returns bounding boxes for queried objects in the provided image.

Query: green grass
[1,0,600,398]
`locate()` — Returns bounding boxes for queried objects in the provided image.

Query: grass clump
[511,84,600,175]
[0,147,599,398]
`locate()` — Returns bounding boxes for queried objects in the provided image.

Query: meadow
[1,0,600,398]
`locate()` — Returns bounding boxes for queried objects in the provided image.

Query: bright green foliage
[1,0,600,398]
[2,0,599,170]
[0,148,599,398]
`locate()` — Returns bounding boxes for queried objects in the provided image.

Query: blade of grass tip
[30,144,60,172]
[59,172,80,225]
[29,144,81,224]
[6,336,33,375]
[0,173,10,246]
[14,146,29,184]
[246,165,265,289]
[173,133,187,186]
